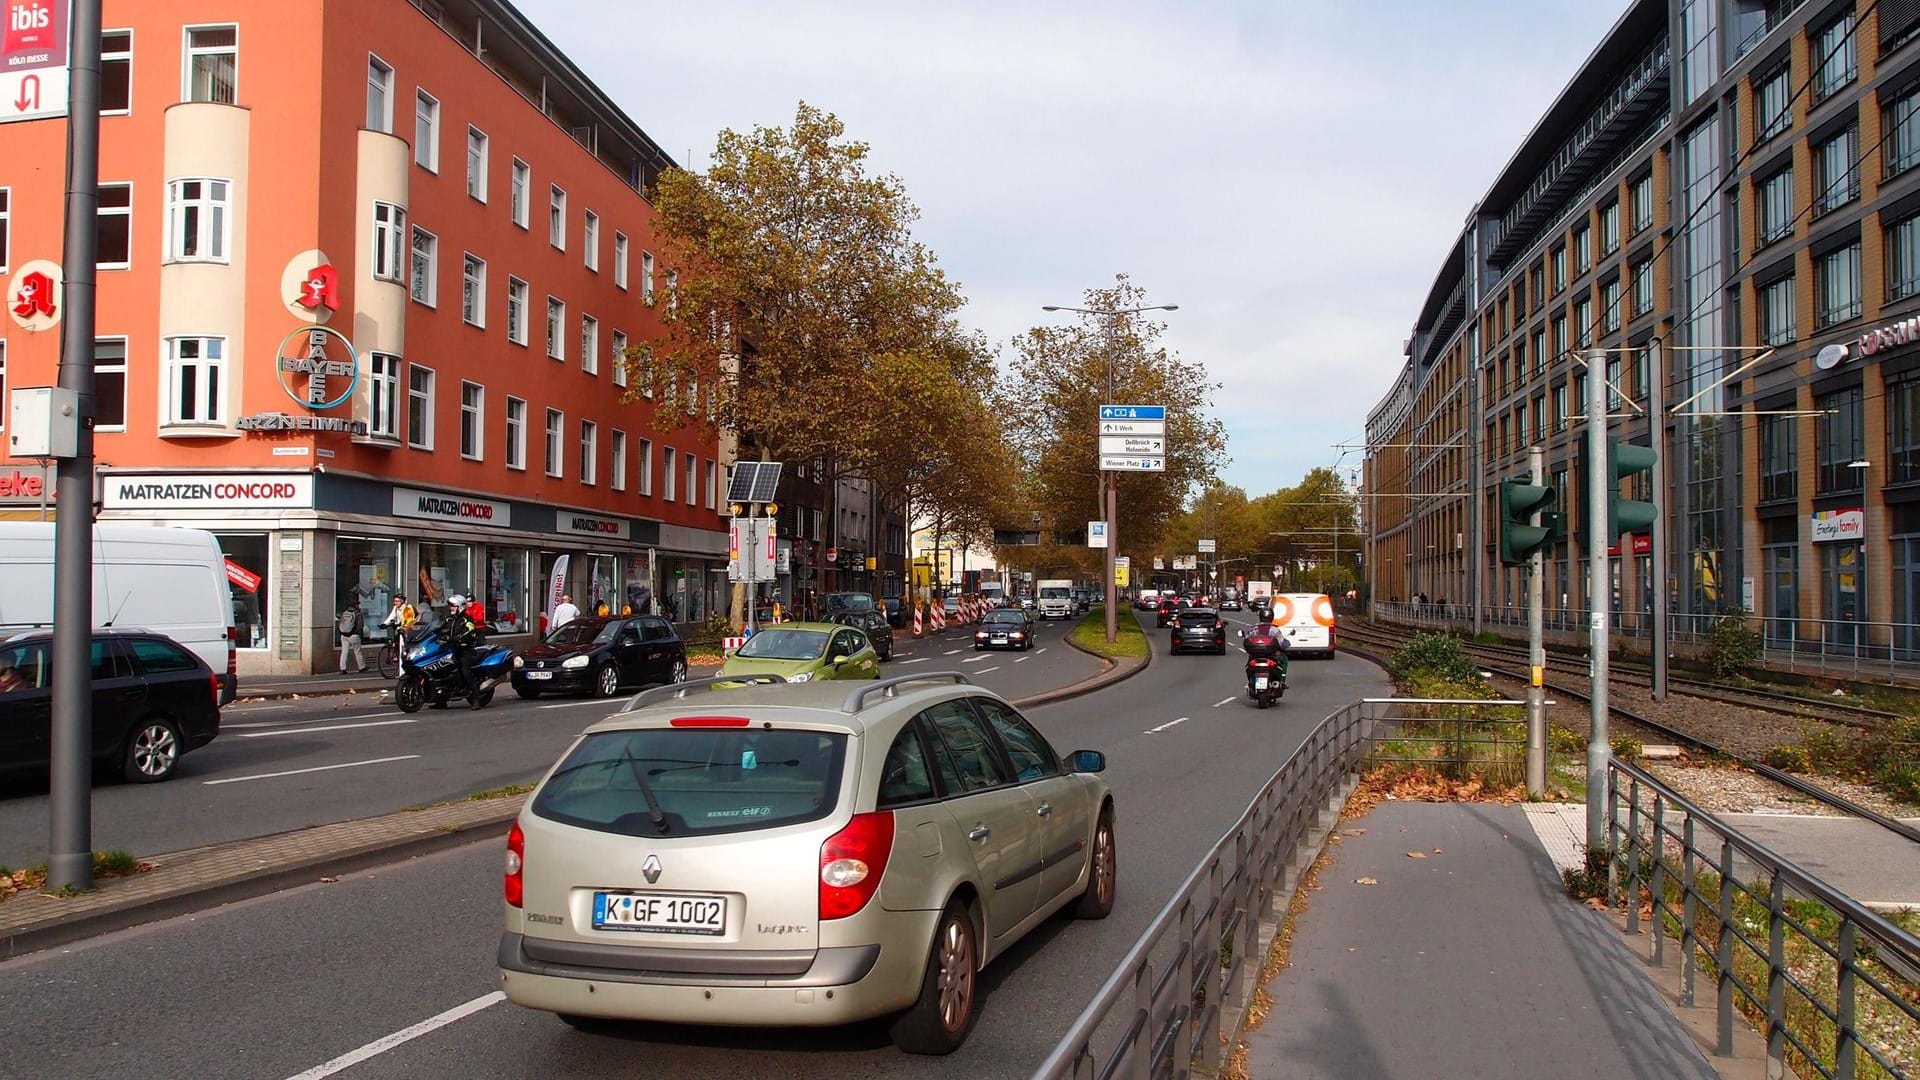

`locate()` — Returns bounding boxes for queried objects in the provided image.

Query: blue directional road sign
[1098,404,1166,421]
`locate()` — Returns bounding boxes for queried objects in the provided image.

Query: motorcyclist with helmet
[1242,612,1290,706]
[444,593,484,709]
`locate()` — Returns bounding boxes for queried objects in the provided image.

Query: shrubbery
[1703,608,1762,679]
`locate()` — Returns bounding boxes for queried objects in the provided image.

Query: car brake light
[504,822,525,908]
[669,716,752,728]
[820,811,895,920]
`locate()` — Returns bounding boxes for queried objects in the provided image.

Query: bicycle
[376,634,403,679]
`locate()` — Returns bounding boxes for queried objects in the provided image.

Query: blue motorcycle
[394,625,517,713]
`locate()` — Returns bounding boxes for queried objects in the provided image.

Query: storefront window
[622,553,653,615]
[587,553,619,615]
[417,541,473,622]
[216,533,269,649]
[337,536,401,642]
[487,548,531,634]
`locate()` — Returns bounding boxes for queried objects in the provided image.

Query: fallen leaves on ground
[0,857,155,903]
[1358,766,1527,805]
[1354,876,1380,886]
[1406,851,1428,859]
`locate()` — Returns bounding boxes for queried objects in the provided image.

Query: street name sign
[1198,538,1216,553]
[1099,435,1165,456]
[1099,455,1166,472]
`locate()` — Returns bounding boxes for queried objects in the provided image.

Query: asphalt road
[0,610,1391,1080]
[0,616,1099,868]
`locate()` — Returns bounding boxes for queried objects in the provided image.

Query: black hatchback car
[0,630,221,783]
[511,616,688,699]
[826,609,895,660]
[1171,607,1228,654]
[975,608,1036,650]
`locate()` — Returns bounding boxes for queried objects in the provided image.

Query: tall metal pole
[1584,348,1611,855]
[1103,313,1118,644]
[50,0,104,893]
[1526,445,1547,799]
[1649,337,1670,700]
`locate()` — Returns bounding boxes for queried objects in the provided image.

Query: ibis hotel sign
[1816,313,1920,369]
[236,324,368,436]
[2,0,70,126]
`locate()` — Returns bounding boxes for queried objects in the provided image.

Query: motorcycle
[394,625,517,713]
[1239,629,1289,709]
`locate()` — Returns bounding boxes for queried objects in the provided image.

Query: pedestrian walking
[336,599,367,673]
[551,593,581,630]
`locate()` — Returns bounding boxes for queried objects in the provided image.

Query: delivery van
[0,524,238,702]
[1269,592,1336,657]
[1036,579,1074,619]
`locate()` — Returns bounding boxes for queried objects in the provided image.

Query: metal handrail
[617,673,786,712]
[839,672,973,713]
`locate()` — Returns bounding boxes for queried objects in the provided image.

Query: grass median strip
[1069,605,1149,660]
[1,850,151,904]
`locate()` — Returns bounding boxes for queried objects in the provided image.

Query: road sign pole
[49,0,103,894]
[1527,446,1547,799]
[1584,349,1610,858]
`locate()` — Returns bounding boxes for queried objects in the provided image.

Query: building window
[510,159,529,228]
[372,201,406,282]
[579,314,598,375]
[685,454,697,505]
[1599,202,1620,256]
[579,420,597,485]
[460,381,483,460]
[546,297,565,360]
[95,338,126,431]
[1759,276,1796,345]
[507,277,528,344]
[0,188,8,273]
[97,183,131,268]
[1631,174,1654,233]
[1890,213,1920,301]
[1552,246,1567,292]
[461,254,485,327]
[1602,279,1622,332]
[666,270,678,315]
[548,185,566,250]
[1552,316,1567,361]
[583,210,599,271]
[407,364,434,449]
[663,447,676,501]
[1890,374,1920,485]
[610,330,628,388]
[1633,258,1654,316]
[705,460,717,509]
[368,352,399,439]
[611,430,627,491]
[545,409,564,478]
[1758,168,1793,245]
[1816,385,1863,493]
[1755,66,1790,141]
[505,397,526,470]
[642,250,655,302]
[638,438,654,495]
[1762,412,1797,501]
[465,126,487,201]
[164,336,225,425]
[1816,243,1862,328]
[1632,344,1650,402]
[1554,383,1570,430]
[412,88,438,171]
[408,226,436,306]
[101,30,131,114]
[1575,297,1593,347]
[1813,12,1857,102]
[1574,225,1591,274]
[184,25,236,104]
[0,343,7,429]
[164,178,228,262]
[1814,126,1859,216]
[614,232,628,289]
[366,54,393,133]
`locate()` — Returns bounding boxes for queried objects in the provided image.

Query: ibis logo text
[3,0,63,67]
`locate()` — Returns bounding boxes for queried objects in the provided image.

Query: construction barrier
[932,605,947,633]
[913,606,924,637]
[721,636,744,651]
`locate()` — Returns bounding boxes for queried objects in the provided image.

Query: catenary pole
[1585,348,1611,856]
[1103,313,1118,644]
[1527,445,1547,799]
[1650,337,1670,700]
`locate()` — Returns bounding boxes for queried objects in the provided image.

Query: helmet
[447,594,466,607]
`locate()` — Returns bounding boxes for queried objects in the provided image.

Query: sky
[521,0,1628,498]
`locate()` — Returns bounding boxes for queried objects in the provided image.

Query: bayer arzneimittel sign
[235,324,369,435]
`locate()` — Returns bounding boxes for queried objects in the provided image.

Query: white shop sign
[391,486,512,528]
[103,473,314,510]
[1809,508,1864,543]
[555,512,631,540]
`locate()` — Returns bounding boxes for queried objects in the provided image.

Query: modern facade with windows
[1366,0,1920,656]
[0,0,729,674]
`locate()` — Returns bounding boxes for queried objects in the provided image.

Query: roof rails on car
[619,674,787,713]
[841,672,973,714]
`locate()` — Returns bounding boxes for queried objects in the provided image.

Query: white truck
[1036,579,1074,619]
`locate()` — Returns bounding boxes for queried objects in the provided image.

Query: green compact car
[719,622,881,682]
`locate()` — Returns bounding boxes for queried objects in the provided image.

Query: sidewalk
[1245,801,1732,1079]
[235,671,392,700]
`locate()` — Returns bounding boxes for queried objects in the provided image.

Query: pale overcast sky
[521,0,1628,496]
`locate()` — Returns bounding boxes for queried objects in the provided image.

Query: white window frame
[163,335,227,426]
[366,53,393,134]
[97,182,132,270]
[409,225,437,306]
[372,201,406,283]
[507,277,529,345]
[613,232,628,289]
[642,250,656,303]
[465,126,488,202]
[663,447,677,502]
[0,186,9,273]
[461,254,485,327]
[579,419,598,486]
[182,24,237,105]
[459,380,484,460]
[164,177,229,263]
[545,408,564,478]
[368,352,400,439]
[510,159,530,228]
[580,313,598,375]
[413,88,439,171]
[704,460,716,509]
[638,439,654,495]
[611,429,627,491]
[101,29,132,116]
[407,364,435,450]
[583,210,599,271]
[548,184,566,250]
[504,396,527,470]
[685,453,696,506]
[94,336,127,432]
[0,342,8,430]
[610,330,628,388]
[546,296,565,360]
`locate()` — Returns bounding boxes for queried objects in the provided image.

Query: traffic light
[1608,439,1658,539]
[1498,479,1556,566]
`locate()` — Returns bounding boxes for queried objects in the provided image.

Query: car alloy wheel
[596,663,621,698]
[125,719,181,782]
[936,913,976,1037]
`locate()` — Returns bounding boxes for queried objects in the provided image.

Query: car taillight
[504,822,525,908]
[209,672,220,704]
[819,811,894,920]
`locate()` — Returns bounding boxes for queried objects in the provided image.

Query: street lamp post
[1043,301,1178,643]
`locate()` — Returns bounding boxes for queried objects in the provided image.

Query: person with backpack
[336,599,367,674]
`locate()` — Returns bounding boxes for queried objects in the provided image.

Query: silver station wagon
[497,672,1116,1055]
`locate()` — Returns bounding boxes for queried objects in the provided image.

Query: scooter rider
[445,593,483,709]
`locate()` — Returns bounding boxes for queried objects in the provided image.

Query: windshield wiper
[622,744,670,833]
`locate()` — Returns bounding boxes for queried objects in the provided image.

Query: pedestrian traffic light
[1498,479,1555,566]
[1609,439,1658,539]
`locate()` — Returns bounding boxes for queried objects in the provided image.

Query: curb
[236,681,393,703]
[1015,616,1154,709]
[0,802,520,960]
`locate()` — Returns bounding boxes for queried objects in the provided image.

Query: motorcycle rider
[1242,614,1290,690]
[444,593,484,709]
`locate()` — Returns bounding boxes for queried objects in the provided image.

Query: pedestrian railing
[1034,698,1516,1080]
[1606,758,1920,1079]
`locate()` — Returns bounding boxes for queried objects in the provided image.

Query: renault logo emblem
[642,854,663,884]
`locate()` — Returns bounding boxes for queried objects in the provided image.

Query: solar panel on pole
[727,461,783,505]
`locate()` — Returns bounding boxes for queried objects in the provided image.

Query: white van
[1269,592,1336,657]
[0,523,237,702]
[1037,578,1074,619]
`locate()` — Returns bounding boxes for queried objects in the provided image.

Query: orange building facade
[0,0,729,675]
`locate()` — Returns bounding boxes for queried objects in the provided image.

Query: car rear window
[127,638,199,673]
[531,727,846,837]
[1176,610,1217,624]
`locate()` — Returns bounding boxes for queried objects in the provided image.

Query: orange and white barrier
[913,605,924,637]
[932,605,947,632]
[722,636,744,651]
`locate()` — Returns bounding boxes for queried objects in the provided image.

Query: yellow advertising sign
[1114,565,1131,587]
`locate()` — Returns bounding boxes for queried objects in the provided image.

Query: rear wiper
[622,745,670,833]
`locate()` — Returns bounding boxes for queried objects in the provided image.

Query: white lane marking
[897,657,930,665]
[1014,656,1029,663]
[975,666,1001,674]
[204,755,422,786]
[537,698,625,710]
[1144,716,1190,734]
[282,991,506,1080]
[237,718,416,738]
[943,649,963,655]
[960,655,989,664]
[224,711,404,730]
[226,704,294,714]
[1035,648,1048,654]
[1212,697,1236,708]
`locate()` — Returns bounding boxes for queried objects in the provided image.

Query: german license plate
[592,891,727,935]
[1253,676,1268,690]
[526,671,553,680]
[991,636,1008,644]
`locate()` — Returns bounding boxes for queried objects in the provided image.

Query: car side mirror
[833,654,851,665]
[1069,749,1106,773]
